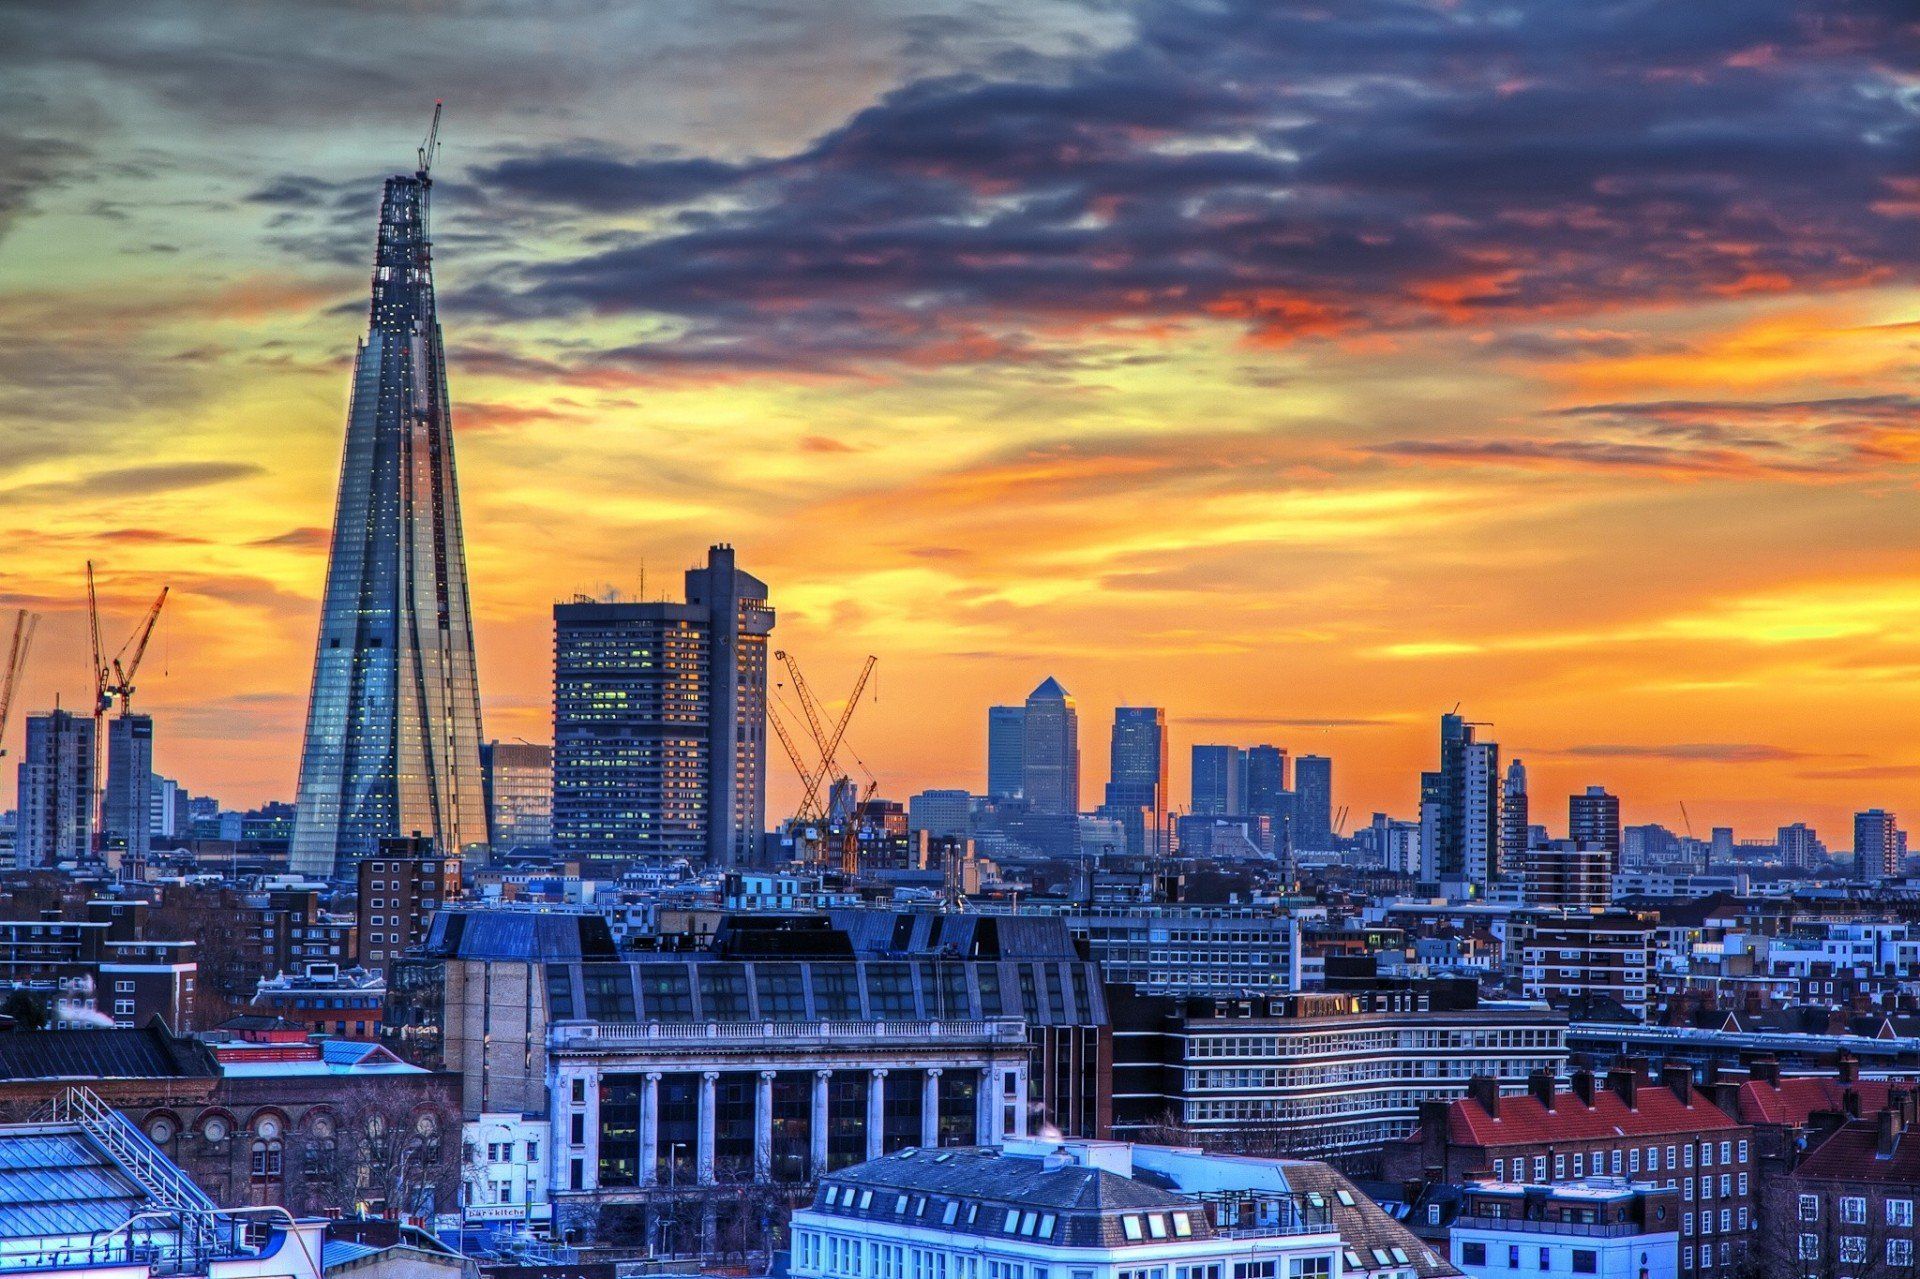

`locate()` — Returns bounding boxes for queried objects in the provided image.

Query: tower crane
[85,562,169,863]
[417,100,443,178]
[0,610,38,759]
[770,652,878,869]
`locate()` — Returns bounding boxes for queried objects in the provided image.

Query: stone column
[578,1069,601,1190]
[697,1071,719,1185]
[755,1070,776,1181]
[976,1067,996,1146]
[866,1068,889,1159]
[811,1070,832,1176]
[639,1072,661,1187]
[1009,1064,1030,1139]
[921,1069,943,1148]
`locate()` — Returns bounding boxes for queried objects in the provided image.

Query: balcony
[1454,1215,1651,1239]
[550,1018,1029,1049]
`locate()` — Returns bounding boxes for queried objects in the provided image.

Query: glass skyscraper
[290,161,488,879]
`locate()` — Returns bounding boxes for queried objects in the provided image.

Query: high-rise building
[1568,785,1621,870]
[1854,808,1901,881]
[1522,837,1612,912]
[1776,822,1824,871]
[103,713,153,872]
[480,740,554,851]
[552,546,774,871]
[290,157,488,879]
[148,774,187,844]
[986,705,1025,800]
[1498,758,1528,883]
[1418,713,1498,894]
[15,709,94,869]
[1293,754,1332,849]
[1101,707,1167,857]
[1190,745,1244,817]
[907,789,973,840]
[1020,678,1079,817]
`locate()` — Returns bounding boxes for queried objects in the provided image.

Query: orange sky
[2,0,1917,847]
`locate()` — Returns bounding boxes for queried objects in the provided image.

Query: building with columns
[545,1016,1033,1248]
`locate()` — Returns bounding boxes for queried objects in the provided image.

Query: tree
[1,990,46,1031]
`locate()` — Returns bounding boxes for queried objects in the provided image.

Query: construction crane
[417,100,443,178]
[85,563,169,865]
[770,652,878,868]
[0,610,38,759]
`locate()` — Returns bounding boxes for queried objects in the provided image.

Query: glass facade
[290,168,487,877]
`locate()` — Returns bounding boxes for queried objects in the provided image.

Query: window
[1287,1260,1330,1279]
[1841,1238,1868,1265]
[1891,1200,1915,1228]
[1737,1141,1748,1163]
[1572,1252,1597,1275]
[1843,1197,1867,1225]
[1798,1235,1820,1262]
[1573,1154,1585,1177]
[1890,1240,1914,1269]
[1121,1215,1143,1241]
[1682,1248,1693,1271]
[1493,1159,1505,1181]
[1508,1246,1521,1270]
[1462,1244,1487,1267]
[1719,1141,1731,1164]
[1539,1249,1551,1271]
[1171,1213,1191,1238]
[1799,1196,1820,1222]
[1701,1145,1714,1168]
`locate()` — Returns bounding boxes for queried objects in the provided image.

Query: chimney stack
[1571,1070,1597,1107]
[1845,1088,1863,1119]
[1529,1069,1557,1111]
[1607,1065,1640,1111]
[1837,1053,1860,1085]
[1663,1063,1694,1107]
[1750,1056,1780,1087]
[1468,1076,1502,1119]
[1878,1105,1905,1158]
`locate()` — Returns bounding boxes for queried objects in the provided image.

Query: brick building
[355,844,460,975]
[1388,1064,1753,1279]
[1764,1088,1919,1279]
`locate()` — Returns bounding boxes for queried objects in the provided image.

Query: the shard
[289,141,487,878]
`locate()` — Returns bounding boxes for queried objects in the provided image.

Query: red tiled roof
[1442,1086,1742,1148]
[1794,1121,1920,1184]
[1737,1079,1891,1128]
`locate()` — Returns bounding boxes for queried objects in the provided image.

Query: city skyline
[3,1,1919,835]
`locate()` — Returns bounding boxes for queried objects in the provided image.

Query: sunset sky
[2,0,1917,843]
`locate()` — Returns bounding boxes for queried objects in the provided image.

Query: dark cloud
[1545,742,1819,763]
[458,0,1920,371]
[0,133,87,241]
[247,527,330,549]
[0,461,263,505]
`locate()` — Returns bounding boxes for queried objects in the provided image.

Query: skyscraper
[103,713,153,872]
[986,706,1026,800]
[1499,758,1529,883]
[1418,713,1499,895]
[290,155,487,879]
[480,740,554,850]
[1568,785,1622,870]
[15,709,93,869]
[1190,745,1244,817]
[1292,754,1332,849]
[1854,809,1901,881]
[1020,678,1079,818]
[551,546,773,871]
[1101,706,1168,857]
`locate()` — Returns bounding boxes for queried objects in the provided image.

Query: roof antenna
[417,100,443,179]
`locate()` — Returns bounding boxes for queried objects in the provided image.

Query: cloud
[459,0,1920,372]
[247,527,330,550]
[1795,764,1920,781]
[0,461,263,505]
[1544,742,1821,763]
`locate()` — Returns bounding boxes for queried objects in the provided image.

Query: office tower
[15,709,94,868]
[1498,758,1528,883]
[1418,712,1499,894]
[908,789,973,840]
[102,713,153,872]
[552,546,773,871]
[986,706,1026,800]
[480,740,554,850]
[1020,678,1079,817]
[1292,754,1332,848]
[1190,745,1244,817]
[290,156,488,879]
[1568,785,1621,870]
[1101,707,1167,856]
[148,774,184,843]
[1709,826,1735,863]
[1522,837,1612,912]
[1854,809,1900,881]
[1244,745,1288,813]
[1776,822,1823,872]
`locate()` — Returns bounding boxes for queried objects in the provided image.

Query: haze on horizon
[1,0,1917,838]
